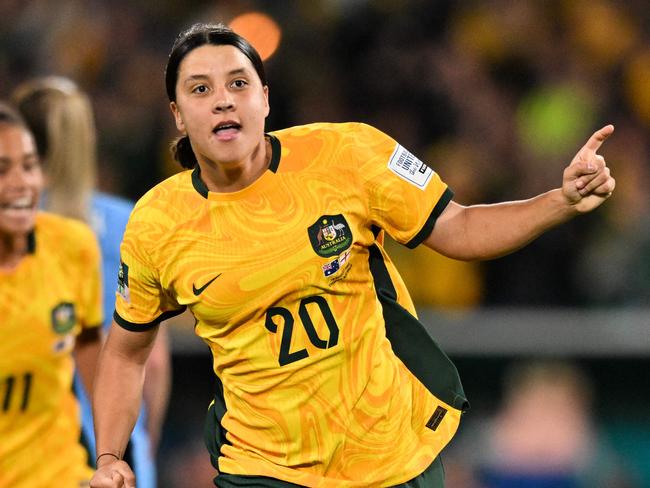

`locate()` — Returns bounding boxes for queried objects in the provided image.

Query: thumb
[111,471,125,487]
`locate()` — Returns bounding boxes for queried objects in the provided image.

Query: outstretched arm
[424,125,616,260]
[90,321,159,488]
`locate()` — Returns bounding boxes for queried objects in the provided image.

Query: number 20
[264,296,339,366]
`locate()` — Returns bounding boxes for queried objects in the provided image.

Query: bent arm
[424,191,577,260]
[92,321,158,476]
[142,326,171,454]
[424,125,616,261]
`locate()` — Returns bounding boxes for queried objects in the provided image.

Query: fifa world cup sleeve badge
[117,260,130,302]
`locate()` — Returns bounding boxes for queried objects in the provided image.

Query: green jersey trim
[367,244,469,411]
[405,187,454,249]
[113,307,187,331]
[267,134,281,173]
[191,134,282,199]
[27,229,36,253]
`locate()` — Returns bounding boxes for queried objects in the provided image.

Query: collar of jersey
[191,133,281,200]
[27,230,35,253]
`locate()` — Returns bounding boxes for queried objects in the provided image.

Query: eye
[191,84,209,94]
[23,158,40,173]
[231,79,248,89]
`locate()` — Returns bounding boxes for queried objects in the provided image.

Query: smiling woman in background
[0,101,102,487]
[13,76,171,488]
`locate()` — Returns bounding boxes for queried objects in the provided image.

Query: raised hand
[562,125,616,213]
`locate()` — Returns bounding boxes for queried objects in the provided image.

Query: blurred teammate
[13,77,170,488]
[90,23,615,488]
[0,101,102,487]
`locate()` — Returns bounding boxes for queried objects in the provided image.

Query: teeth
[1,197,32,209]
[12,197,31,206]
[214,124,239,132]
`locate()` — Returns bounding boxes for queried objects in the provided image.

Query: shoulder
[130,170,194,218]
[122,170,196,246]
[271,122,389,142]
[36,212,95,240]
[36,212,99,255]
[270,123,396,171]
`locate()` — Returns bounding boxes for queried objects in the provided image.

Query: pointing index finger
[581,124,614,154]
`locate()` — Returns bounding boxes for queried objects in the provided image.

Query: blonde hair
[13,76,96,222]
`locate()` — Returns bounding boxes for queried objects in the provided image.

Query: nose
[7,166,30,188]
[213,91,235,113]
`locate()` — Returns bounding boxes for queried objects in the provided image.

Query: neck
[0,232,30,271]
[198,137,271,193]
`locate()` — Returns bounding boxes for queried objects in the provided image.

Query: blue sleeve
[90,192,134,329]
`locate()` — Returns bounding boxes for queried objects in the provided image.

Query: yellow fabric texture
[116,123,462,486]
[0,212,102,488]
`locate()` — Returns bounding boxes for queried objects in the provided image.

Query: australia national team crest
[51,302,76,334]
[308,214,353,258]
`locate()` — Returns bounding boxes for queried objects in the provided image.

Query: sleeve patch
[387,144,434,189]
[117,261,130,303]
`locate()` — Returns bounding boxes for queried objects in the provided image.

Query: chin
[205,138,261,165]
[0,217,37,237]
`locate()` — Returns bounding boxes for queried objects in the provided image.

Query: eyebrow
[0,152,38,161]
[182,68,250,84]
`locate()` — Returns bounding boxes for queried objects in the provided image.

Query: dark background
[2,1,649,486]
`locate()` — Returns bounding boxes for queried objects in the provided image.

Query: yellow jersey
[0,212,102,488]
[116,123,468,486]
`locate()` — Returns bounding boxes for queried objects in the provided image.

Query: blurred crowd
[2,1,649,486]
[1,0,649,308]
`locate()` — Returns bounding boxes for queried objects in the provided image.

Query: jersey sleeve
[114,210,185,331]
[348,123,453,248]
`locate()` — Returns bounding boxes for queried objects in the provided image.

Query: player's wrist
[95,451,121,467]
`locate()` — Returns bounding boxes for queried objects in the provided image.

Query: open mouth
[0,196,33,210]
[212,121,242,136]
[0,196,35,214]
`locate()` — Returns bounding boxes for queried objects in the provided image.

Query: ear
[170,101,185,132]
[262,85,270,118]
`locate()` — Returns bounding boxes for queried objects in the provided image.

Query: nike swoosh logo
[192,273,222,296]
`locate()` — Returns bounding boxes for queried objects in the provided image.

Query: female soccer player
[0,101,103,486]
[90,23,615,488]
[13,76,171,488]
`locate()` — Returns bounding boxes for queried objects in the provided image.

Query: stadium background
[1,0,649,486]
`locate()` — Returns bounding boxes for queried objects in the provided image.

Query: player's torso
[118,123,462,484]
[157,133,383,380]
[132,125,439,483]
[0,215,93,486]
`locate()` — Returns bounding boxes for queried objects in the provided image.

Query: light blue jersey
[74,192,157,488]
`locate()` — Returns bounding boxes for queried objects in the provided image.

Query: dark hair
[12,90,49,157]
[0,101,27,128]
[165,23,267,169]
